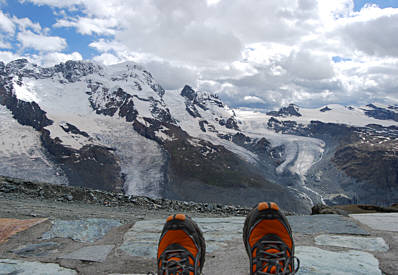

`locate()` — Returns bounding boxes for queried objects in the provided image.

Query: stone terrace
[0,213,397,274]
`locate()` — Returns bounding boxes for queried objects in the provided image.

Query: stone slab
[42,218,122,242]
[13,242,60,257]
[350,213,398,232]
[0,218,48,244]
[202,237,248,275]
[315,234,389,252]
[287,214,369,235]
[60,245,115,262]
[120,215,369,259]
[0,259,77,275]
[119,217,244,258]
[296,246,382,275]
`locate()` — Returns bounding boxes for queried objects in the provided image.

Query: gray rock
[60,245,115,262]
[42,218,122,242]
[119,217,245,258]
[120,241,158,258]
[350,213,398,232]
[13,242,59,257]
[296,246,382,275]
[65,194,73,201]
[0,259,77,275]
[288,215,369,235]
[315,234,389,252]
[119,215,371,259]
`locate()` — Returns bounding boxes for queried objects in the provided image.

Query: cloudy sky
[1,0,398,110]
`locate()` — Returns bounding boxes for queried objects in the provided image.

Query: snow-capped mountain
[1,59,397,213]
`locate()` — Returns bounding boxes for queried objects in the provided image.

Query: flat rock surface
[0,218,48,244]
[288,214,369,235]
[120,217,245,258]
[120,215,369,260]
[13,241,60,257]
[42,218,122,242]
[296,246,382,275]
[0,259,77,274]
[119,216,385,274]
[315,234,389,251]
[0,193,397,275]
[350,213,398,232]
[60,245,115,262]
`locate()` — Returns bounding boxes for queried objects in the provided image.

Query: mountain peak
[54,60,101,82]
[266,103,302,117]
[180,85,196,101]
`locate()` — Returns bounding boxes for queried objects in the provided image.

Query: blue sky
[353,0,398,11]
[1,0,398,109]
[1,1,100,58]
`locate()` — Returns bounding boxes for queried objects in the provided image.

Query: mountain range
[1,59,397,213]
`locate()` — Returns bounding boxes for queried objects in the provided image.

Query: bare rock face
[0,259,77,275]
[42,133,123,192]
[364,104,398,122]
[332,130,398,205]
[267,103,302,117]
[0,86,53,130]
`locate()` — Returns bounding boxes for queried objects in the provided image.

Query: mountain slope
[1,59,397,213]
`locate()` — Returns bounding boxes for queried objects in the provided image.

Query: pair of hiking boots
[154,202,300,275]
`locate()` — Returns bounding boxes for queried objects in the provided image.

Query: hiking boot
[157,214,205,275]
[243,202,299,275]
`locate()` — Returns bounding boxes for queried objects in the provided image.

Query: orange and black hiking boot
[156,214,205,275]
[243,202,300,275]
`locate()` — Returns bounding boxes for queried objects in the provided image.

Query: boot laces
[253,240,299,275]
[159,249,195,275]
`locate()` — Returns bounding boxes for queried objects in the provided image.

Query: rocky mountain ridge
[1,59,397,213]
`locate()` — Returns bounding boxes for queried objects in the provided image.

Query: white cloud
[12,16,41,32]
[0,10,15,33]
[17,30,67,52]
[0,50,82,67]
[0,39,10,49]
[243,95,265,104]
[116,7,243,64]
[54,17,118,35]
[0,51,22,63]
[335,7,398,57]
[92,49,198,90]
[89,39,126,53]
[34,51,83,66]
[13,0,398,108]
[285,50,335,80]
[92,52,122,65]
[144,60,198,90]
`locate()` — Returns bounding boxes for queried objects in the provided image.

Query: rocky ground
[0,176,254,218]
[0,176,397,274]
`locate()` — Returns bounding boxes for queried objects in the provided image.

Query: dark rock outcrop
[60,123,90,138]
[0,86,53,130]
[267,104,302,117]
[40,129,123,192]
[54,60,100,83]
[364,104,398,122]
[181,85,196,101]
[320,106,331,112]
